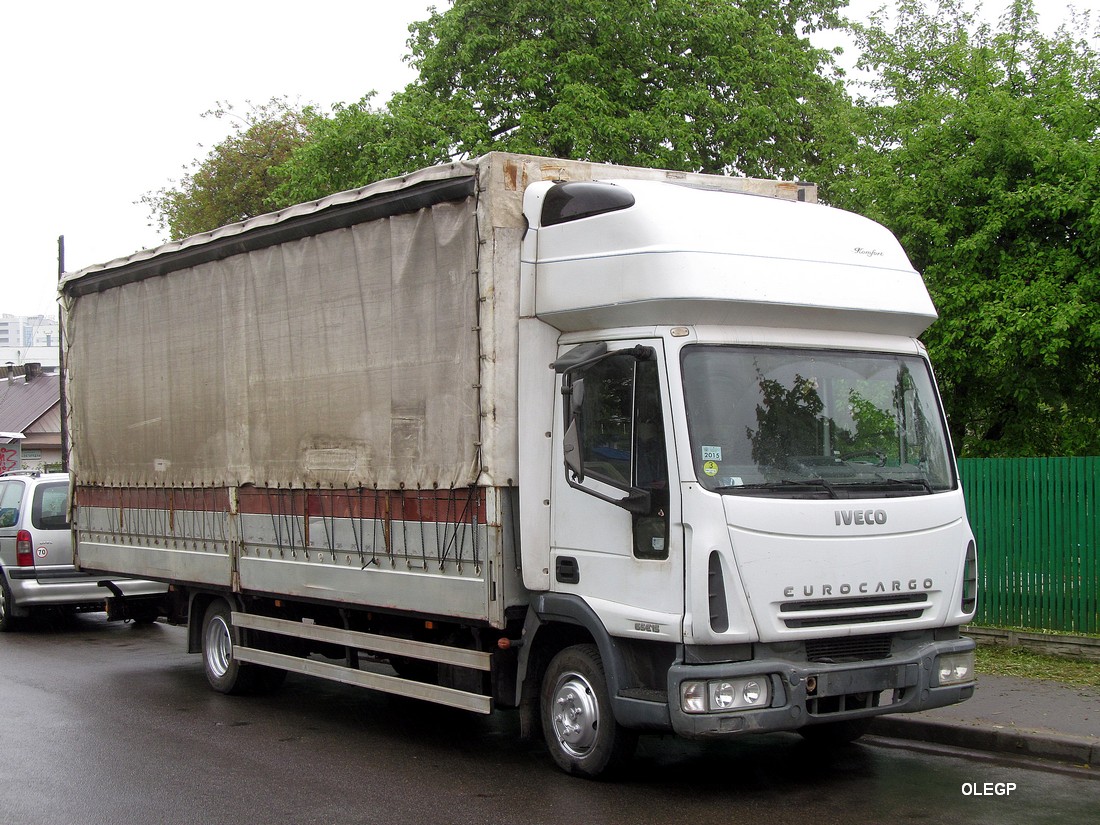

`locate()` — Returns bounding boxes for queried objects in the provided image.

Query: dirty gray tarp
[64,199,485,490]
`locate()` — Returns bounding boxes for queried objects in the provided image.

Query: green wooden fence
[959,457,1100,634]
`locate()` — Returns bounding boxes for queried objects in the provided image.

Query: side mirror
[563,417,583,481]
[563,376,586,480]
[569,377,585,415]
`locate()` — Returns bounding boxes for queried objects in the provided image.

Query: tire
[0,572,18,633]
[202,602,288,699]
[798,717,872,745]
[200,599,286,695]
[202,599,252,694]
[540,644,637,778]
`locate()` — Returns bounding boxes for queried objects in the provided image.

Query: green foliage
[271,0,856,204]
[270,94,452,204]
[142,99,314,240]
[401,0,851,177]
[833,0,1100,457]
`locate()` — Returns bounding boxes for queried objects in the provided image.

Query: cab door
[549,339,684,642]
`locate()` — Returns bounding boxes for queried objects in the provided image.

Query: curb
[868,716,1099,768]
[964,627,1100,662]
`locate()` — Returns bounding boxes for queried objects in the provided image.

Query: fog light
[936,651,975,686]
[743,680,762,704]
[711,682,736,709]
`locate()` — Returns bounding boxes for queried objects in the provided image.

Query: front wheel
[200,599,285,694]
[540,644,637,778]
[202,600,249,694]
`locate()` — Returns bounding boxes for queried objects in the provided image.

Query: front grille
[805,634,892,663]
[780,593,929,628]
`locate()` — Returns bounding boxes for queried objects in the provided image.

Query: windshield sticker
[703,460,719,477]
[702,445,722,461]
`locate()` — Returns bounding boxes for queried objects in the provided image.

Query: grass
[975,624,1100,640]
[975,644,1100,690]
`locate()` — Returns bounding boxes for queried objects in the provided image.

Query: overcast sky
[2,0,1091,318]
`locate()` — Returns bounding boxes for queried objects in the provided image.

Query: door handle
[555,556,580,584]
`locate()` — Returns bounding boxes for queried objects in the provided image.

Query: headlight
[935,651,975,686]
[681,677,771,714]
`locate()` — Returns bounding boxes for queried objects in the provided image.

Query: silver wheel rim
[0,581,7,624]
[550,671,600,758]
[205,613,233,678]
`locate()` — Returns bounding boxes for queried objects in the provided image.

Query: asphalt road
[1,613,1097,825]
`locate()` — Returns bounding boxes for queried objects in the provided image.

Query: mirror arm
[564,474,652,515]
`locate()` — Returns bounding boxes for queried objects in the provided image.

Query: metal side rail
[231,612,493,714]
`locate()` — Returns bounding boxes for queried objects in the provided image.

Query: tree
[273,0,856,204]
[833,0,1100,456]
[271,94,452,204]
[142,99,314,240]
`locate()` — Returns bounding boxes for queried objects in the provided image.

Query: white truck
[61,153,977,777]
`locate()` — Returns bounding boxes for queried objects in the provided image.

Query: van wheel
[540,644,637,778]
[0,573,18,632]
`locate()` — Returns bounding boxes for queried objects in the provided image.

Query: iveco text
[835,509,888,525]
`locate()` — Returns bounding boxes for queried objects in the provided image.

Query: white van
[0,471,166,630]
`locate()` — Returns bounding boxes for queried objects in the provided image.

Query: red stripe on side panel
[76,485,489,525]
[237,487,488,524]
[75,485,231,512]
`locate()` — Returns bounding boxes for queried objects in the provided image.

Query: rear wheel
[540,644,637,778]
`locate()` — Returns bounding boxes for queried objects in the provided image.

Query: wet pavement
[0,615,1097,825]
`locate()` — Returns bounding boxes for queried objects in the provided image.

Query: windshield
[681,346,955,498]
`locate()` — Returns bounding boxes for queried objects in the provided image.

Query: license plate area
[810,663,917,697]
[805,664,919,716]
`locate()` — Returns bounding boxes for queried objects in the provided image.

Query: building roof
[0,371,60,444]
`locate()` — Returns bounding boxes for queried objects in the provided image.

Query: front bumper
[668,635,976,738]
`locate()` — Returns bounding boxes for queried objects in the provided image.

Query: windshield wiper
[715,478,840,498]
[873,474,935,494]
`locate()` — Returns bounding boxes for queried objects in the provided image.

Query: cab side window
[571,353,669,560]
[578,355,635,486]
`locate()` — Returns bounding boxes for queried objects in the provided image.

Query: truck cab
[517,177,977,774]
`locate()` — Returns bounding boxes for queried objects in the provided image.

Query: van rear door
[26,479,80,582]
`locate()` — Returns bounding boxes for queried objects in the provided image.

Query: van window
[32,482,69,531]
[0,480,24,527]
